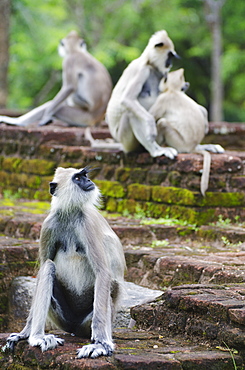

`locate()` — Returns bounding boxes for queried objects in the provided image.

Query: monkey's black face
[165,51,180,69]
[181,82,190,92]
[72,168,95,192]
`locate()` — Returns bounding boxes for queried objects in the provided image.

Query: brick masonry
[0,123,244,225]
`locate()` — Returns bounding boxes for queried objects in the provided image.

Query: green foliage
[151,240,170,248]
[5,0,245,121]
[210,214,243,228]
[221,236,242,249]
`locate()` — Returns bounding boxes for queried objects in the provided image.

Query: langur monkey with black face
[4,167,125,358]
[149,68,225,195]
[0,31,112,127]
[106,30,179,159]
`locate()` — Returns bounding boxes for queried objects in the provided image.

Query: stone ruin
[0,121,245,369]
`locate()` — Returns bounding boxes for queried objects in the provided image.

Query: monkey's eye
[155,42,164,48]
[73,170,88,182]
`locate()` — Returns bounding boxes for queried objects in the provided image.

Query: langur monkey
[106,30,179,159]
[149,68,225,195]
[4,167,125,358]
[0,31,112,127]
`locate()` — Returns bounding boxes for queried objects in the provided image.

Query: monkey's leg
[118,113,177,159]
[157,118,189,152]
[77,272,114,358]
[50,105,98,127]
[4,259,63,352]
[28,260,64,351]
[0,102,50,127]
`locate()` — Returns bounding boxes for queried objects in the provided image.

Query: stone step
[131,284,245,362]
[0,330,243,369]
[1,199,245,245]
[1,205,245,367]
[0,120,245,149]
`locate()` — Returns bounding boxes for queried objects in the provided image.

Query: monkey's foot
[195,144,225,154]
[0,116,24,126]
[2,333,26,352]
[150,146,178,159]
[29,334,64,352]
[77,340,114,358]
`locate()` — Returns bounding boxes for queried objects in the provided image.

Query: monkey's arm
[39,85,74,126]
[39,222,58,264]
[120,65,154,122]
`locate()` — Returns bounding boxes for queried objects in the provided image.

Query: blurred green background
[1,0,244,122]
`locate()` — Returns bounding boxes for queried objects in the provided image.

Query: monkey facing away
[106,30,179,159]
[4,167,125,358]
[0,31,112,127]
[149,68,224,195]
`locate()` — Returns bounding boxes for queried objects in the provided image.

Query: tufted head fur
[143,30,178,75]
[49,167,101,212]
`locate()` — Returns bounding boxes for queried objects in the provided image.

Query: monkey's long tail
[195,150,211,196]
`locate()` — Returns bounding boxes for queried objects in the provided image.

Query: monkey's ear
[154,42,164,48]
[49,182,58,196]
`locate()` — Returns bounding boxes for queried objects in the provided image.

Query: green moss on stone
[151,186,245,208]
[196,191,245,207]
[33,190,51,201]
[177,227,196,236]
[128,184,151,201]
[28,175,42,189]
[144,202,169,218]
[1,157,22,172]
[94,180,125,198]
[170,205,215,225]
[0,199,15,207]
[22,201,50,211]
[106,198,118,212]
[152,186,196,205]
[117,199,137,214]
[20,159,56,175]
[0,171,8,186]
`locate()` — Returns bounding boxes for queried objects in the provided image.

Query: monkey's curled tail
[195,150,211,196]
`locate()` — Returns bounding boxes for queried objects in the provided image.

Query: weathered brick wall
[0,237,39,330]
[0,123,244,225]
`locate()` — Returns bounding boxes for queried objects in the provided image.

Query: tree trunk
[204,0,225,122]
[0,0,11,108]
